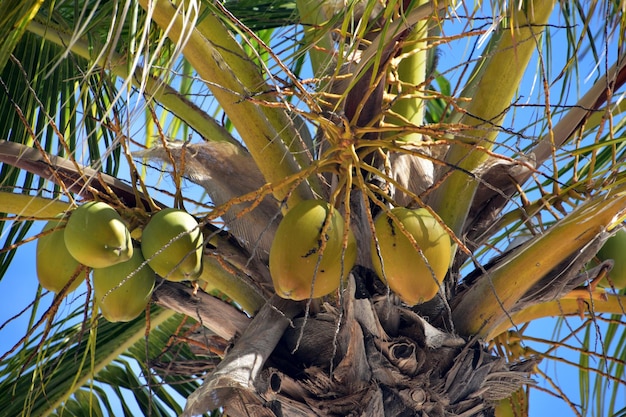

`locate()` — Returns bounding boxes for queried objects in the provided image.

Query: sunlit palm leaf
[0,33,119,285]
[0,0,43,74]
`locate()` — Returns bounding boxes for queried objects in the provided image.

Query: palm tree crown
[0,1,625,416]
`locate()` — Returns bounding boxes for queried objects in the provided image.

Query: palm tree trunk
[183,273,535,417]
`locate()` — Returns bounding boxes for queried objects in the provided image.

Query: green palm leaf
[0,304,206,417]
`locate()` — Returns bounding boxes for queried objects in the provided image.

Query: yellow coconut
[36,218,83,293]
[64,201,133,268]
[371,207,451,305]
[93,249,155,322]
[269,200,356,300]
[140,208,203,282]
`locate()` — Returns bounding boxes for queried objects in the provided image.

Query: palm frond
[0,303,210,417]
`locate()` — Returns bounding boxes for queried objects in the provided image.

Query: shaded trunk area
[179,268,537,417]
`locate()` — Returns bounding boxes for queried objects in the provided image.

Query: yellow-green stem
[430,1,555,236]
[486,292,626,340]
[453,181,626,338]
[0,192,70,218]
[140,0,311,205]
[387,0,430,144]
[199,255,266,315]
[194,8,316,177]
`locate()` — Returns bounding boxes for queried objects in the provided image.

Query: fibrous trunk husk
[182,269,538,417]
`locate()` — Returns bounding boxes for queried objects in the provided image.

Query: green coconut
[64,201,132,268]
[596,229,626,289]
[141,208,203,282]
[36,218,83,293]
[93,249,155,322]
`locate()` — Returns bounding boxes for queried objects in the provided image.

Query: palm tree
[1,0,625,416]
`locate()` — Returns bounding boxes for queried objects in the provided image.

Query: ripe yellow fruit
[140,208,203,282]
[64,202,133,268]
[596,229,626,289]
[36,218,83,293]
[93,249,155,322]
[371,207,451,305]
[269,200,357,300]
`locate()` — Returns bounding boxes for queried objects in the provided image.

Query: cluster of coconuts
[269,200,452,305]
[36,202,204,322]
[269,199,626,303]
[38,198,623,318]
